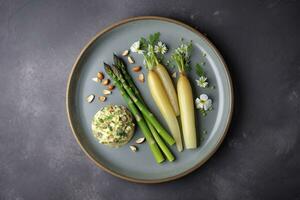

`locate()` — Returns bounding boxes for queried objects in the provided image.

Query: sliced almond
[107,85,115,90]
[138,73,145,83]
[97,72,104,80]
[135,137,146,144]
[86,94,95,103]
[102,79,110,86]
[132,66,141,72]
[122,50,129,56]
[171,72,177,78]
[129,145,138,152]
[98,96,106,102]
[103,89,111,95]
[128,56,135,64]
[92,77,100,82]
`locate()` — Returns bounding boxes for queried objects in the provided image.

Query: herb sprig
[171,41,193,73]
[131,32,167,70]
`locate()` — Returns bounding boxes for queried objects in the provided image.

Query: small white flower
[177,44,188,54]
[195,94,212,111]
[130,41,141,53]
[154,41,168,54]
[196,76,208,88]
[175,48,181,54]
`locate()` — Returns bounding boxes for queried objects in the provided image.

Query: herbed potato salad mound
[91,105,135,147]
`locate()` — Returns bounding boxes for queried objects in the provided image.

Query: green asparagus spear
[113,54,141,99]
[113,54,175,161]
[104,63,164,163]
[148,123,175,161]
[111,65,175,146]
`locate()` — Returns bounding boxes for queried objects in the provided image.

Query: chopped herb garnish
[116,131,126,137]
[105,115,113,121]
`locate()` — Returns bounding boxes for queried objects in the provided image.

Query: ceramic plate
[66,16,233,183]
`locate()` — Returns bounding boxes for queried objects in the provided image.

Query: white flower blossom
[178,44,188,54]
[130,41,140,53]
[154,41,168,54]
[195,94,212,111]
[130,41,145,54]
[196,76,208,88]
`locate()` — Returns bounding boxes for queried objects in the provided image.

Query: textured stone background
[0,0,299,199]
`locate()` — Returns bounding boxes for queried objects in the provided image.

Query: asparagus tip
[103,62,111,72]
[113,54,125,68]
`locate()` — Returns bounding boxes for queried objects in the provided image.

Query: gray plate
[66,16,233,183]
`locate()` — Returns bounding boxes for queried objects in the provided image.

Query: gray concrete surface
[0,0,300,199]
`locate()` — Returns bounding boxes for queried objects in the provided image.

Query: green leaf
[139,37,148,50]
[195,63,205,77]
[137,33,161,69]
[148,32,160,46]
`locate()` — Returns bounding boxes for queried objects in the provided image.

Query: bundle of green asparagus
[104,55,175,163]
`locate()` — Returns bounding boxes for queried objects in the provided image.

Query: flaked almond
[128,56,135,64]
[135,137,146,144]
[103,89,111,95]
[129,145,138,152]
[132,66,141,72]
[122,50,129,56]
[92,77,100,82]
[98,96,106,102]
[138,73,145,83]
[97,72,104,80]
[107,85,115,90]
[86,94,95,103]
[171,72,177,78]
[102,79,110,86]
